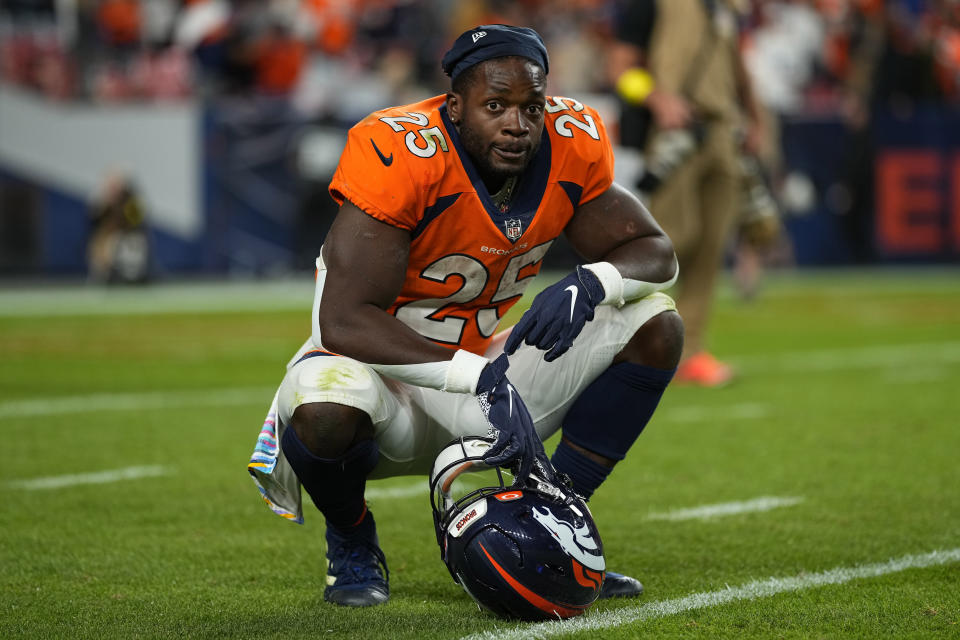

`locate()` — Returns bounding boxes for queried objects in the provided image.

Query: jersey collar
[439,104,552,243]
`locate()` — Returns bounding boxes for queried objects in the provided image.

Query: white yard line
[883,366,949,383]
[365,483,429,500]
[8,465,171,490]
[0,280,313,317]
[0,390,767,422]
[646,496,805,521]
[365,476,489,501]
[4,341,954,421]
[7,467,441,499]
[0,387,273,418]
[459,547,960,640]
[5,470,445,500]
[3,270,956,317]
[661,403,769,423]
[732,341,960,374]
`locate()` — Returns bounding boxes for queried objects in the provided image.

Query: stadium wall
[0,85,205,276]
[1,87,957,278]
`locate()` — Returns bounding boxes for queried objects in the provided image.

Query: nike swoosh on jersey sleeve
[370,138,393,166]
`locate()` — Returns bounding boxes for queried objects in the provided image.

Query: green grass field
[2,268,958,639]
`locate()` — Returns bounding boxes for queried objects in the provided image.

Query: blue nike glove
[476,354,552,483]
[504,266,606,362]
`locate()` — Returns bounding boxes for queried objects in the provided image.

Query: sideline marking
[459,547,960,640]
[646,496,804,521]
[3,340,957,420]
[0,280,313,317]
[365,483,428,500]
[8,465,170,490]
[662,403,768,423]
[733,341,960,374]
[4,270,957,317]
[0,387,273,419]
[9,466,465,498]
[365,476,488,501]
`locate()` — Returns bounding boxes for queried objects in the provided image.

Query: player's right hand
[504,266,605,362]
[475,354,549,483]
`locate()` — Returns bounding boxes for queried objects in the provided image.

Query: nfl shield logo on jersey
[504,218,523,241]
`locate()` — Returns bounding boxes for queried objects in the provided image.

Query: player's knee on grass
[289,402,375,459]
[614,310,684,370]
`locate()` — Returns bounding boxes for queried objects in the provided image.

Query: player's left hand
[476,354,552,483]
[504,266,605,362]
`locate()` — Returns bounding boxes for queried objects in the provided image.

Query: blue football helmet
[429,436,606,620]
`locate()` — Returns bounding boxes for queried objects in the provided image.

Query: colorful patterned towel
[247,391,304,523]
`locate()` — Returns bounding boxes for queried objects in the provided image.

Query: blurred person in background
[87,172,151,283]
[730,0,827,298]
[730,142,785,300]
[96,0,141,55]
[608,0,764,386]
[252,17,307,95]
[827,0,947,263]
[932,0,960,100]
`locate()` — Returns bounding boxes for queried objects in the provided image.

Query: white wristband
[443,349,490,394]
[583,261,625,307]
[622,254,680,301]
[584,257,680,306]
[369,349,489,394]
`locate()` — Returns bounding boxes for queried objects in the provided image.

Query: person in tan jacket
[610,0,763,386]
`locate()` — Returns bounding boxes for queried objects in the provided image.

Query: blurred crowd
[1,0,959,113]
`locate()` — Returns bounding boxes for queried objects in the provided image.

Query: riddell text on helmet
[456,508,479,532]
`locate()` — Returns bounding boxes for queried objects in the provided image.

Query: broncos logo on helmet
[531,506,605,572]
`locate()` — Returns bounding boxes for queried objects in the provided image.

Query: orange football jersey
[329,94,615,355]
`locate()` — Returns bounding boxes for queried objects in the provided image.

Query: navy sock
[551,440,611,500]
[554,362,675,496]
[280,426,379,530]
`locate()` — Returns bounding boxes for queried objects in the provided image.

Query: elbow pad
[583,257,679,307]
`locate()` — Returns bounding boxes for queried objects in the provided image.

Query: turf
[1,268,958,639]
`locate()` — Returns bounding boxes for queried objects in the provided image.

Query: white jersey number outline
[379,112,449,158]
[395,242,552,345]
[546,97,600,140]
